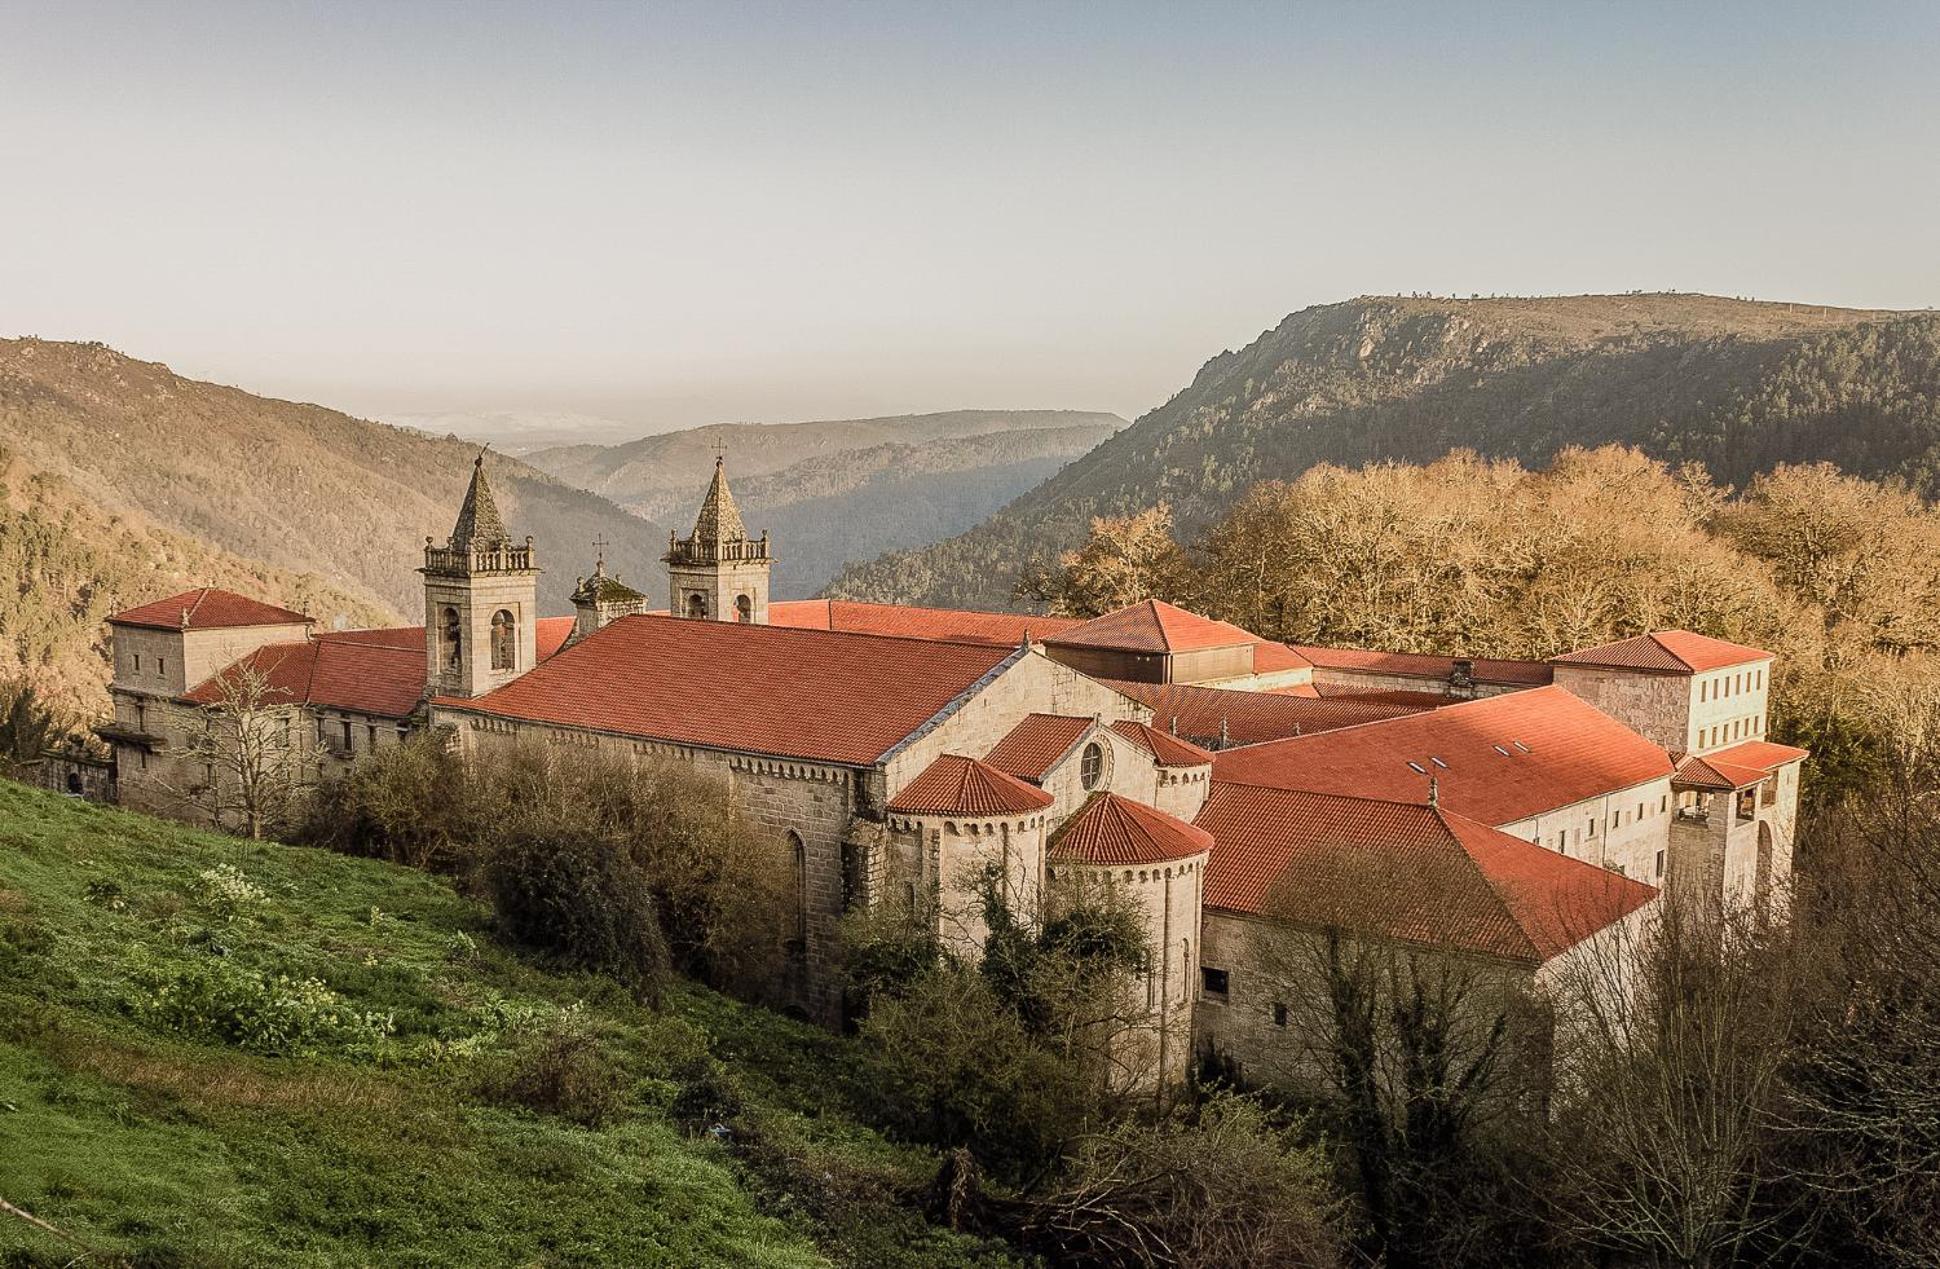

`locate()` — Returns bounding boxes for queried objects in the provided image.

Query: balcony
[422,541,536,575]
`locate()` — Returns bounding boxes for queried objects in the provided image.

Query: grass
[0,779,1017,1267]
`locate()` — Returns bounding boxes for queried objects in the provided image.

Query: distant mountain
[830,294,1940,609]
[383,409,669,455]
[525,410,1123,595]
[0,339,674,713]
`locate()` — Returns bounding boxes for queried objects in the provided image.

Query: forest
[835,295,1940,611]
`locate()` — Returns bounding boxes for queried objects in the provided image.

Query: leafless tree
[172,659,305,839]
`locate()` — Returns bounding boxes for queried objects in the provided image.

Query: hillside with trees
[831,294,1940,608]
[0,338,680,717]
[0,338,672,621]
[526,410,1122,596]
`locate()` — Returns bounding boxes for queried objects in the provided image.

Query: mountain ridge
[829,293,1940,608]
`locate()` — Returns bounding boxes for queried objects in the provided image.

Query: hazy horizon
[4,1,1937,432]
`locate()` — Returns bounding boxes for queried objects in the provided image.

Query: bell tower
[421,453,540,698]
[663,456,772,623]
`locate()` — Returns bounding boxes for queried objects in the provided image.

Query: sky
[3,1,1937,432]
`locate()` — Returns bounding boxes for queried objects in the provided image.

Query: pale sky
[3,1,1937,430]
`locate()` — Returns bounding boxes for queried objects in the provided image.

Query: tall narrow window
[441,607,462,669]
[735,594,753,623]
[787,831,809,946]
[490,609,516,671]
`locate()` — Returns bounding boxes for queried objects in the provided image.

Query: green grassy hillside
[0,780,1010,1267]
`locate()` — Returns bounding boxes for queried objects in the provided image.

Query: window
[1699,680,1707,702]
[735,594,752,623]
[685,592,708,619]
[1200,966,1230,1000]
[367,724,378,751]
[134,701,146,731]
[490,609,516,671]
[132,653,140,673]
[1080,741,1105,791]
[1272,1002,1289,1028]
[1656,849,1666,878]
[441,607,462,669]
[788,832,808,944]
[157,657,165,676]
[1660,794,1668,813]
[340,720,353,751]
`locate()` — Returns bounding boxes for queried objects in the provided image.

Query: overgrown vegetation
[1028,447,1940,804]
[0,778,1015,1266]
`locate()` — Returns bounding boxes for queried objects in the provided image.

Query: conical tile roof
[690,456,748,544]
[450,453,510,550]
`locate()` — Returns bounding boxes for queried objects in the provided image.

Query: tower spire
[449,449,510,551]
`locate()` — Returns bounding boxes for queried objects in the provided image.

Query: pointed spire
[690,455,748,545]
[450,450,510,551]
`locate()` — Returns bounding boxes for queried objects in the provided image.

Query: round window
[1080,741,1105,791]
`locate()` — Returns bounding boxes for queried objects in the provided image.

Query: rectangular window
[367,724,378,751]
[1200,967,1230,1000]
[1272,1002,1289,1028]
[340,720,352,751]
[1699,680,1707,702]
[1656,849,1666,877]
[1660,794,1668,813]
[157,657,166,676]
[132,653,141,673]
[1556,832,1566,853]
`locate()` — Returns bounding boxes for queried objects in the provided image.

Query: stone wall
[1507,776,1677,886]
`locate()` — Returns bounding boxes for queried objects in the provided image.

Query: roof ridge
[1214,683,1566,759]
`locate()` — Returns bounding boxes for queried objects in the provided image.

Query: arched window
[1080,741,1105,791]
[686,592,708,619]
[735,594,753,623]
[490,609,516,671]
[441,607,462,669]
[788,831,808,946]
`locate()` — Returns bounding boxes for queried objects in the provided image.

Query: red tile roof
[1708,739,1810,770]
[108,588,313,631]
[1109,719,1215,767]
[1194,785,1657,963]
[1250,642,1315,674]
[1292,644,1553,686]
[1552,630,1772,674]
[1210,686,1675,826]
[1306,685,1460,707]
[182,640,424,719]
[536,616,576,660]
[767,599,1083,647]
[316,616,576,662]
[1051,793,1213,866]
[984,713,1096,782]
[1674,740,1810,790]
[1105,680,1429,747]
[436,615,1017,766]
[887,754,1055,816]
[1045,600,1270,654]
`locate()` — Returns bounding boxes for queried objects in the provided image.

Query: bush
[298,729,476,871]
[478,1014,630,1127]
[486,824,671,1003]
[190,863,267,922]
[135,961,395,1057]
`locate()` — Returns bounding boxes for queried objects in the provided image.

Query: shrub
[136,961,395,1057]
[190,864,266,922]
[478,1014,630,1127]
[486,824,671,1003]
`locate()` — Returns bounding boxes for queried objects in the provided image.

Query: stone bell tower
[421,453,540,698]
[663,456,772,623]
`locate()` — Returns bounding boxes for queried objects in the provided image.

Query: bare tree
[172,659,305,839]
